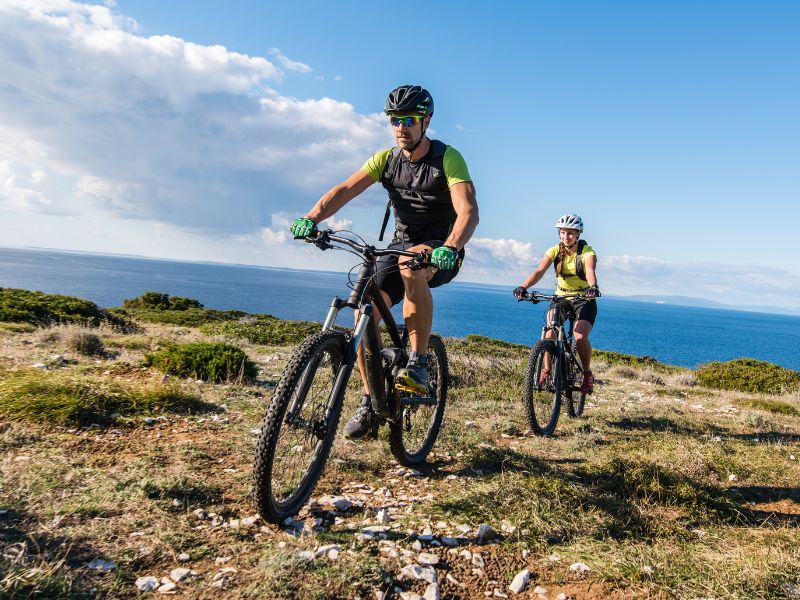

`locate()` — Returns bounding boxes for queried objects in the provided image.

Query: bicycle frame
[308,231,430,418]
[540,299,583,373]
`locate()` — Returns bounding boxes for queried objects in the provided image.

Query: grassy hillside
[1,291,798,599]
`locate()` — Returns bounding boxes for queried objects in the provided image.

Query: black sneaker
[343,395,376,440]
[395,357,429,395]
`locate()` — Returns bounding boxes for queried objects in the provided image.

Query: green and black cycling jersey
[361,140,471,240]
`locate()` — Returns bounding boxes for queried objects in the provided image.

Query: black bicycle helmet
[384,84,434,116]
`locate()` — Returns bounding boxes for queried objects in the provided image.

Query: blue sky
[1,1,798,310]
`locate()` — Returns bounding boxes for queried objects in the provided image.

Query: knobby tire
[565,340,586,418]
[253,330,349,523]
[523,340,562,436]
[389,335,448,466]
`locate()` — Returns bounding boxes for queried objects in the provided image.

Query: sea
[2,247,799,372]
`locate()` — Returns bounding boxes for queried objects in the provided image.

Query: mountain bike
[517,290,595,435]
[253,229,449,523]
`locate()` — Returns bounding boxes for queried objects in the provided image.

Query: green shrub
[201,315,320,345]
[0,288,129,329]
[146,342,258,383]
[66,330,105,356]
[593,350,681,373]
[122,292,203,311]
[734,398,800,416]
[696,358,800,394]
[116,292,246,326]
[0,371,207,425]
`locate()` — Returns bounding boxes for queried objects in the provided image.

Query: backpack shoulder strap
[378,147,403,241]
[575,239,588,280]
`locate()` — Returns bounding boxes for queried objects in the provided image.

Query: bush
[122,292,203,311]
[593,350,681,373]
[696,358,800,395]
[146,342,258,383]
[0,288,129,329]
[117,292,246,327]
[0,371,207,425]
[735,398,800,416]
[66,330,105,356]
[201,315,321,346]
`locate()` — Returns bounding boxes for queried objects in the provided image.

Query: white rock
[417,552,439,566]
[143,417,157,425]
[157,580,177,593]
[508,569,530,594]
[493,590,508,598]
[464,421,477,429]
[315,544,341,558]
[446,573,462,586]
[135,576,159,592]
[401,564,437,584]
[87,559,116,571]
[641,565,654,575]
[423,582,441,600]
[169,567,192,582]
[455,524,472,534]
[521,549,531,558]
[459,549,472,561]
[569,561,590,573]
[476,523,497,542]
[297,550,314,561]
[214,556,232,564]
[376,509,391,524]
[556,594,568,600]
[333,497,353,510]
[177,553,191,562]
[728,473,738,482]
[548,554,562,562]
[399,592,423,600]
[533,586,547,594]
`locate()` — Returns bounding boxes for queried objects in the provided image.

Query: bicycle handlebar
[517,290,597,303]
[296,229,432,269]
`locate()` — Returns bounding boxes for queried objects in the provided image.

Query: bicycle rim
[253,330,348,523]
[389,335,448,466]
[523,340,562,436]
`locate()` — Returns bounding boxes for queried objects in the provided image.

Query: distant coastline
[3,244,797,318]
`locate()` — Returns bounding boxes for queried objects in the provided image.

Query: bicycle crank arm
[398,396,438,407]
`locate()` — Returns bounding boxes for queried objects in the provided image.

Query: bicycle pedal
[394,381,427,395]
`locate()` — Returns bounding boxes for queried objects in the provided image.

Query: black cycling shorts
[568,298,598,326]
[374,239,464,306]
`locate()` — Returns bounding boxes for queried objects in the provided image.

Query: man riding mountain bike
[290,84,479,440]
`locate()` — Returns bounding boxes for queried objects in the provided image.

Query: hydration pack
[553,239,589,281]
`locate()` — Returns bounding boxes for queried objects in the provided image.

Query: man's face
[389,113,429,150]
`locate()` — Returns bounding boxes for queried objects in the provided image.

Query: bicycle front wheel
[523,340,562,436]
[389,335,448,466]
[253,330,349,523]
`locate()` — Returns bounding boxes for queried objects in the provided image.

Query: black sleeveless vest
[379,140,457,242]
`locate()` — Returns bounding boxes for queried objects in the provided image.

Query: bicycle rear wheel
[389,335,448,466]
[253,330,349,523]
[565,341,586,417]
[523,340,562,436]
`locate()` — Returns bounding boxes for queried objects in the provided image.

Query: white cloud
[0,0,390,238]
[269,48,312,73]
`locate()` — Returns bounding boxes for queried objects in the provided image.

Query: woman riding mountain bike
[513,213,600,394]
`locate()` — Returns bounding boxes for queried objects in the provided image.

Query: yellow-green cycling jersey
[545,243,596,295]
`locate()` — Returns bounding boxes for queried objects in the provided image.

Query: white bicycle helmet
[555,213,584,232]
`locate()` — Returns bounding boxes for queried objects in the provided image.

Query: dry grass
[1,321,799,599]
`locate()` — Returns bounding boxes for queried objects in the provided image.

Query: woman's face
[559,228,580,248]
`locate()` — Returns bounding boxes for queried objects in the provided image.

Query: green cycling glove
[430,245,458,270]
[290,217,316,237]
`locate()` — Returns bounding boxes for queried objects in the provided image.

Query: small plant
[696,358,800,394]
[66,329,105,356]
[122,292,203,311]
[145,342,258,383]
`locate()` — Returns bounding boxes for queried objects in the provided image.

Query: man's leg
[343,291,394,440]
[394,245,436,394]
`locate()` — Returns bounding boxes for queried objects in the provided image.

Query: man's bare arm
[306,170,375,223]
[443,181,479,250]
